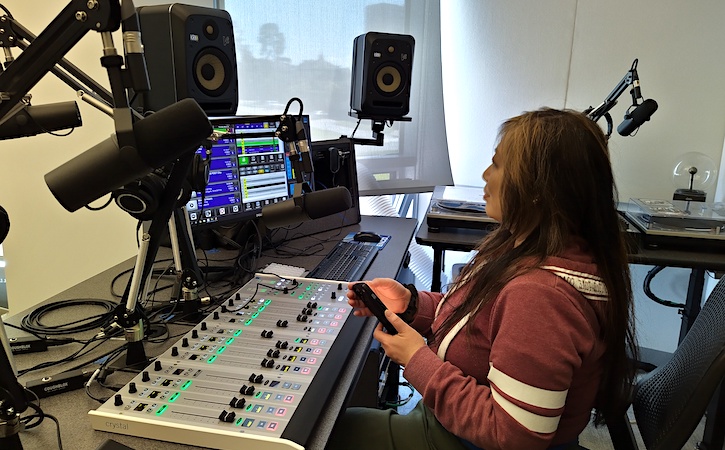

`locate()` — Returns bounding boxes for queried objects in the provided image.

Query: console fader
[89,274,365,450]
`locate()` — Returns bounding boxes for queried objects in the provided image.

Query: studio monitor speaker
[350,32,415,119]
[136,4,238,116]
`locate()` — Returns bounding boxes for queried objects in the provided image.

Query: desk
[415,219,725,450]
[4,215,417,450]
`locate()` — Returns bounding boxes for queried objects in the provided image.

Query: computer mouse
[353,231,382,243]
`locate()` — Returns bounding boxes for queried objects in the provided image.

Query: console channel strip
[89,274,365,450]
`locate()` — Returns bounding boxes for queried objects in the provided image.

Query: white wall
[441,0,725,353]
[0,0,214,315]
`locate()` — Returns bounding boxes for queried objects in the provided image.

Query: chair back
[630,276,725,449]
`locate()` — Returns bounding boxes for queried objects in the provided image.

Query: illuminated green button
[168,392,180,403]
[181,380,192,391]
[156,404,168,416]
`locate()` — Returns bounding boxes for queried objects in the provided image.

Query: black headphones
[113,171,169,221]
[189,148,211,193]
[113,150,210,221]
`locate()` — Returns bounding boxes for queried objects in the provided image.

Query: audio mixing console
[89,274,365,450]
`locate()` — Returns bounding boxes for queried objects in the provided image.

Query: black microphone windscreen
[261,187,352,229]
[45,98,211,212]
[617,99,658,136]
[134,98,212,168]
[305,187,353,219]
[0,101,81,140]
[260,198,306,229]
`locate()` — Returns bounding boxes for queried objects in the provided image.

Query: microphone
[261,186,353,229]
[0,101,81,140]
[294,117,314,174]
[120,0,151,92]
[630,66,642,102]
[617,98,658,136]
[45,98,212,212]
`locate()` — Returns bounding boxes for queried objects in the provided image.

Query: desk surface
[5,215,417,450]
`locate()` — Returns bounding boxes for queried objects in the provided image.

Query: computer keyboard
[307,240,379,281]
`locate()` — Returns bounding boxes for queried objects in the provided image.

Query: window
[221,0,452,195]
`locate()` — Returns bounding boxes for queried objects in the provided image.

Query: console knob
[154,361,162,371]
[192,329,199,339]
[182,337,189,347]
[128,382,137,394]
[142,371,150,382]
[213,311,219,320]
[201,322,207,331]
[114,394,123,406]
[171,347,179,357]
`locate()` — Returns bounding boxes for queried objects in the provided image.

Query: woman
[326,108,638,450]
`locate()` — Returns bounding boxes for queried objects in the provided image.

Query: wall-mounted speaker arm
[348,111,412,147]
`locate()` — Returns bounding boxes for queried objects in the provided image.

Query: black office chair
[604,275,725,450]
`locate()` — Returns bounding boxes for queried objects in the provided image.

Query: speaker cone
[194,48,233,96]
[375,64,404,95]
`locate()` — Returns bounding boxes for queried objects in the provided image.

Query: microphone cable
[643,266,686,308]
[20,298,118,336]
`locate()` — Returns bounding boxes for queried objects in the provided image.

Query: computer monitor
[263,137,362,244]
[185,115,312,230]
[310,137,360,211]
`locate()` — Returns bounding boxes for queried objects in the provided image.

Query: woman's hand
[373,310,426,366]
[347,278,410,317]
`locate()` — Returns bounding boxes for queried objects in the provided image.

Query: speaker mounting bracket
[347,111,411,147]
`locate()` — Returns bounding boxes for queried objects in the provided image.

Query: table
[3,215,417,450]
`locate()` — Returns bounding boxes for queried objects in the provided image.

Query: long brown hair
[435,108,637,424]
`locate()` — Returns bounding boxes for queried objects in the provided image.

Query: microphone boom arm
[586,59,639,126]
[3,15,115,108]
[0,0,121,123]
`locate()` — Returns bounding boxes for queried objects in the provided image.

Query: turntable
[623,198,725,250]
[426,185,498,232]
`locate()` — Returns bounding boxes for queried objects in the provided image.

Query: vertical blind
[221,0,452,195]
